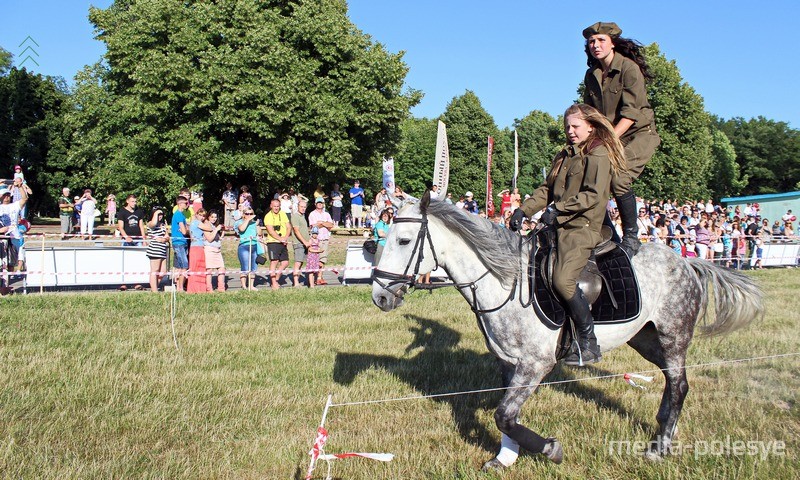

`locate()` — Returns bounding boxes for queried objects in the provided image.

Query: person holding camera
[76,188,98,240]
[145,206,169,291]
[203,210,226,292]
[234,206,260,291]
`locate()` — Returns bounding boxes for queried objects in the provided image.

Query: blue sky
[2,0,797,128]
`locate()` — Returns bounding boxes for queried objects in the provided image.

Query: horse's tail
[686,258,764,336]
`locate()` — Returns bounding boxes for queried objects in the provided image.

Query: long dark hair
[585,36,653,82]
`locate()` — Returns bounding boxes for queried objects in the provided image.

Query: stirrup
[562,339,602,367]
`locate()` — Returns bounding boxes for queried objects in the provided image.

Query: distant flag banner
[432,120,450,196]
[513,130,519,190]
[382,157,395,191]
[486,136,495,218]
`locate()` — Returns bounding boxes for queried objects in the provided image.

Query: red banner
[486,136,495,218]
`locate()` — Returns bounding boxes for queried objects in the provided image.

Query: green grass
[0,270,797,479]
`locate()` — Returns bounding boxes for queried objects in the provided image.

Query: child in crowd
[13,165,24,184]
[106,194,117,225]
[306,227,322,287]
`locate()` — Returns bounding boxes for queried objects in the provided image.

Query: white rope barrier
[328,352,800,408]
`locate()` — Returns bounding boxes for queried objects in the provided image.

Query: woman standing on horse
[510,104,625,365]
[582,22,661,257]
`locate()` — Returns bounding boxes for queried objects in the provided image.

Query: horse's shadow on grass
[543,363,655,434]
[333,314,503,452]
[332,315,655,454]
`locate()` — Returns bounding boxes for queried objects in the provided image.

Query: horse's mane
[404,199,523,280]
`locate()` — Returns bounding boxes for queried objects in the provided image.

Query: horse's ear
[420,189,431,214]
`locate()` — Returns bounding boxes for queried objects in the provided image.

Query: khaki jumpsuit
[584,53,660,195]
[520,143,612,300]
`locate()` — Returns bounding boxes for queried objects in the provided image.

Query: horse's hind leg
[483,360,561,471]
[627,323,690,458]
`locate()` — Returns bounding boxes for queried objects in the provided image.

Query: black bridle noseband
[372,215,438,297]
[372,212,534,314]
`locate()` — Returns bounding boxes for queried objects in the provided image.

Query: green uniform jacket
[520,143,612,299]
[583,53,661,194]
[519,143,611,299]
[583,53,655,141]
[520,143,612,233]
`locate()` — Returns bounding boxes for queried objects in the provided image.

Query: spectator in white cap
[463,191,479,215]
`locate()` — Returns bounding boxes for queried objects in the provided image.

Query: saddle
[530,226,641,331]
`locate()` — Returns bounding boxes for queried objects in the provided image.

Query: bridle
[372,215,438,297]
[372,211,537,314]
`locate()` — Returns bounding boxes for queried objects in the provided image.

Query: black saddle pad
[532,244,641,329]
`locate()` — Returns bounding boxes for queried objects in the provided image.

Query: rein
[372,212,537,315]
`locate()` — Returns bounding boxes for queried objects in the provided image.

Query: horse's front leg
[482,360,562,471]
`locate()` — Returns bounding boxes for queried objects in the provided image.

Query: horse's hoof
[643,449,664,462]
[543,437,563,464]
[481,458,506,472]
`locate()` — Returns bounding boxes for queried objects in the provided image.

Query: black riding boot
[562,288,602,366]
[616,190,640,257]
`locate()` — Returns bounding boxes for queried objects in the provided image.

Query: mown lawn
[0,269,797,479]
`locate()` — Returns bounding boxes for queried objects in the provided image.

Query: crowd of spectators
[488,196,798,270]
[3,165,799,296]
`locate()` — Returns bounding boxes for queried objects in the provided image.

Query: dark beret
[583,22,622,39]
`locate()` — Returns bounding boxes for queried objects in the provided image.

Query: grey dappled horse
[372,192,764,470]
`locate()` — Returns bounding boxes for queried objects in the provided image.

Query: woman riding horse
[510,103,625,366]
[582,21,661,256]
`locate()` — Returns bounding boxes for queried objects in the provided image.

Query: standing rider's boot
[616,190,641,257]
[562,288,602,366]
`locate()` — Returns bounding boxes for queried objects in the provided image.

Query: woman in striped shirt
[146,207,169,292]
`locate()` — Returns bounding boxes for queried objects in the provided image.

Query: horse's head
[372,191,438,312]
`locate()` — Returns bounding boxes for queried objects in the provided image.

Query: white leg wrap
[495,433,520,467]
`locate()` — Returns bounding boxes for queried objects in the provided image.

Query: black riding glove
[509,209,526,232]
[540,205,559,226]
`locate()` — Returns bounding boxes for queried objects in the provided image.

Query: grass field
[0,269,797,479]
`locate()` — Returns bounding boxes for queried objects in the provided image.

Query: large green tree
[512,110,563,195]
[708,125,747,199]
[0,67,73,215]
[637,43,714,202]
[71,0,417,208]
[394,116,437,196]
[440,90,507,209]
[0,47,12,76]
[715,116,800,195]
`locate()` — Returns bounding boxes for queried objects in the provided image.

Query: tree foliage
[636,43,714,201]
[70,0,417,209]
[0,47,12,76]
[0,67,73,215]
[439,90,506,207]
[708,125,747,198]
[512,110,563,194]
[394,116,437,195]
[715,116,800,195]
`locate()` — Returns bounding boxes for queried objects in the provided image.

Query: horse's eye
[398,238,411,246]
